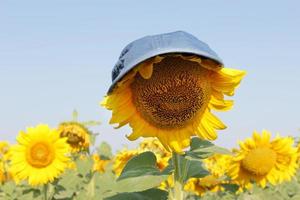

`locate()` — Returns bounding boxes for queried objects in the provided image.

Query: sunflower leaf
[184,159,209,181]
[104,188,168,200]
[118,151,168,180]
[187,138,232,159]
[75,156,94,176]
[170,154,209,183]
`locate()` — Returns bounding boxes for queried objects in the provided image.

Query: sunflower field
[1,33,300,200]
[1,117,300,200]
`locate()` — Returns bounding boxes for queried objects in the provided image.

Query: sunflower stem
[43,183,48,200]
[171,152,184,200]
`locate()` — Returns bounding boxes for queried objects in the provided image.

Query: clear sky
[1,0,300,151]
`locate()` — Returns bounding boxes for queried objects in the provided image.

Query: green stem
[43,183,48,200]
[88,173,95,198]
[171,152,184,200]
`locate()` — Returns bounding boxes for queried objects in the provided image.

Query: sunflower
[102,54,245,152]
[58,122,90,152]
[203,153,231,178]
[113,149,139,176]
[93,154,110,173]
[227,130,298,188]
[9,124,70,186]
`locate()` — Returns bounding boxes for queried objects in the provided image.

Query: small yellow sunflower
[204,153,231,178]
[184,175,224,196]
[58,122,90,152]
[227,130,298,188]
[113,149,139,176]
[92,154,110,173]
[9,124,70,186]
[102,54,245,152]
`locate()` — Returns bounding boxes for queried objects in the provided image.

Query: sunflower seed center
[131,56,211,129]
[27,142,54,168]
[242,147,277,176]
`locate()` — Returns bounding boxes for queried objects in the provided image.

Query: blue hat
[109,31,223,93]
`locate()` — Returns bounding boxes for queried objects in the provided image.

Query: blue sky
[0,0,300,150]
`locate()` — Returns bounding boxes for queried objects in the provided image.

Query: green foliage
[170,153,209,184]
[118,151,164,180]
[105,188,168,200]
[186,137,232,160]
[2,126,300,200]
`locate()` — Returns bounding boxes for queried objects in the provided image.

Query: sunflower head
[9,124,70,186]
[102,53,245,153]
[58,122,90,153]
[228,130,298,188]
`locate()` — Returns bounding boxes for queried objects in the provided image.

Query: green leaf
[184,159,209,181]
[190,138,214,151]
[58,169,84,197]
[118,151,162,180]
[104,188,168,200]
[221,183,240,193]
[170,153,209,183]
[187,138,231,159]
[291,194,300,200]
[114,175,169,194]
[1,181,15,196]
[75,156,93,176]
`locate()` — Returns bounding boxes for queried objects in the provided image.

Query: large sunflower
[9,124,70,186]
[58,122,90,153]
[102,54,245,152]
[227,130,298,188]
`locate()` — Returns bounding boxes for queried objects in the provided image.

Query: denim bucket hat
[108,31,223,93]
